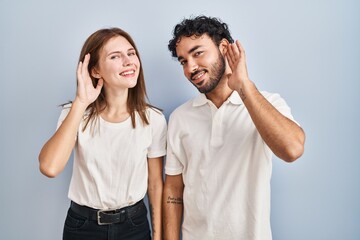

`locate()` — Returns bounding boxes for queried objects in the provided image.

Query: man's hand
[225,40,250,98]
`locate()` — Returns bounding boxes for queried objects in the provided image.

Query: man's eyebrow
[177,45,202,62]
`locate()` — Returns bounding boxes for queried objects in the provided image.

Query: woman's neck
[101,88,130,123]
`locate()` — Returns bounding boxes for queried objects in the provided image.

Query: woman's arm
[38,54,103,177]
[38,100,88,177]
[147,156,164,240]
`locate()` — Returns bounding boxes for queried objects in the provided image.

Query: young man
[163,16,305,240]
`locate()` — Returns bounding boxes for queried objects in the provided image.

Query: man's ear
[219,39,232,76]
[219,38,230,56]
[91,67,101,79]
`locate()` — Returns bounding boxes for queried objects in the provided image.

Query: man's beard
[192,51,226,93]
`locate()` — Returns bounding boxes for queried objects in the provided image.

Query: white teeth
[120,70,135,76]
[193,71,205,80]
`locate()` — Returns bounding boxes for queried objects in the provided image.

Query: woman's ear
[91,67,101,79]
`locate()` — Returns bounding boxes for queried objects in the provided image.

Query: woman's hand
[76,53,103,106]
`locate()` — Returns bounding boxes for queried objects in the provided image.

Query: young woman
[39,28,166,240]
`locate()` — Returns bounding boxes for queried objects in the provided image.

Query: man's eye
[194,51,203,56]
[180,61,186,66]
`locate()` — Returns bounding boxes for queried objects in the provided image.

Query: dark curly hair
[168,15,234,58]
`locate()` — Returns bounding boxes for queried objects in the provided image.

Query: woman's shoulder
[58,102,72,117]
[146,105,163,115]
[59,102,92,116]
[145,106,166,124]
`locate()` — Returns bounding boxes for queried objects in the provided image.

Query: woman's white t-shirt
[57,105,167,210]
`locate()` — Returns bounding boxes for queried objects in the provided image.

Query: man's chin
[198,86,212,94]
[196,83,207,93]
[197,83,219,94]
[198,88,206,93]
[192,80,208,93]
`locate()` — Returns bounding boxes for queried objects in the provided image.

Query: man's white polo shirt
[165,91,296,240]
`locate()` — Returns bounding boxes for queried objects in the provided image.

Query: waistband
[70,200,145,225]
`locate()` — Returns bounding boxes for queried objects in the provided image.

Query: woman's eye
[128,51,136,56]
[110,55,120,59]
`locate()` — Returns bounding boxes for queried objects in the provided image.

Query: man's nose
[185,59,198,76]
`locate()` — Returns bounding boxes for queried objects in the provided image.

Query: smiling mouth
[191,70,206,83]
[120,70,135,76]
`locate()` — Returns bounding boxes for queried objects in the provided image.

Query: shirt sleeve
[56,104,72,130]
[164,111,185,175]
[147,108,167,158]
[263,92,300,126]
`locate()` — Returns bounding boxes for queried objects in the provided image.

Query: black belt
[70,200,145,225]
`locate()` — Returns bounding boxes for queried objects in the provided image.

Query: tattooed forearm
[166,196,183,205]
[239,88,247,101]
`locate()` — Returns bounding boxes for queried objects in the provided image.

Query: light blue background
[1,0,359,239]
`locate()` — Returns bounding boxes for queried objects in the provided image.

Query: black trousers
[63,200,151,240]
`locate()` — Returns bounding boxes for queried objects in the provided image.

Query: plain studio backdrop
[0,0,359,239]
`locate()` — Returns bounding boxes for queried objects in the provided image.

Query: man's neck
[205,79,233,108]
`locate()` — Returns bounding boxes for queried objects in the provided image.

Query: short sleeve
[262,92,300,126]
[164,111,185,175]
[147,108,167,158]
[56,104,72,130]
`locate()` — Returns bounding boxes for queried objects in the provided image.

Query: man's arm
[226,40,305,162]
[163,174,184,240]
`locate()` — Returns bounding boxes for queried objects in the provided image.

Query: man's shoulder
[260,90,276,97]
[170,96,198,117]
[260,90,283,102]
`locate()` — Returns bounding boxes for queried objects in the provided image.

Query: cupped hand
[225,40,249,92]
[75,54,103,106]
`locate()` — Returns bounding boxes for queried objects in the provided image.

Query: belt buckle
[97,209,125,225]
[96,210,110,225]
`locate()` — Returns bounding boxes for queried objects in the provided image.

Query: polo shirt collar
[228,90,243,105]
[193,94,208,107]
[192,91,243,107]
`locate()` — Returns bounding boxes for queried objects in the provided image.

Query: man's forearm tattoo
[239,88,247,101]
[166,196,183,205]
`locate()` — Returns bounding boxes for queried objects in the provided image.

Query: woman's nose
[122,54,132,66]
